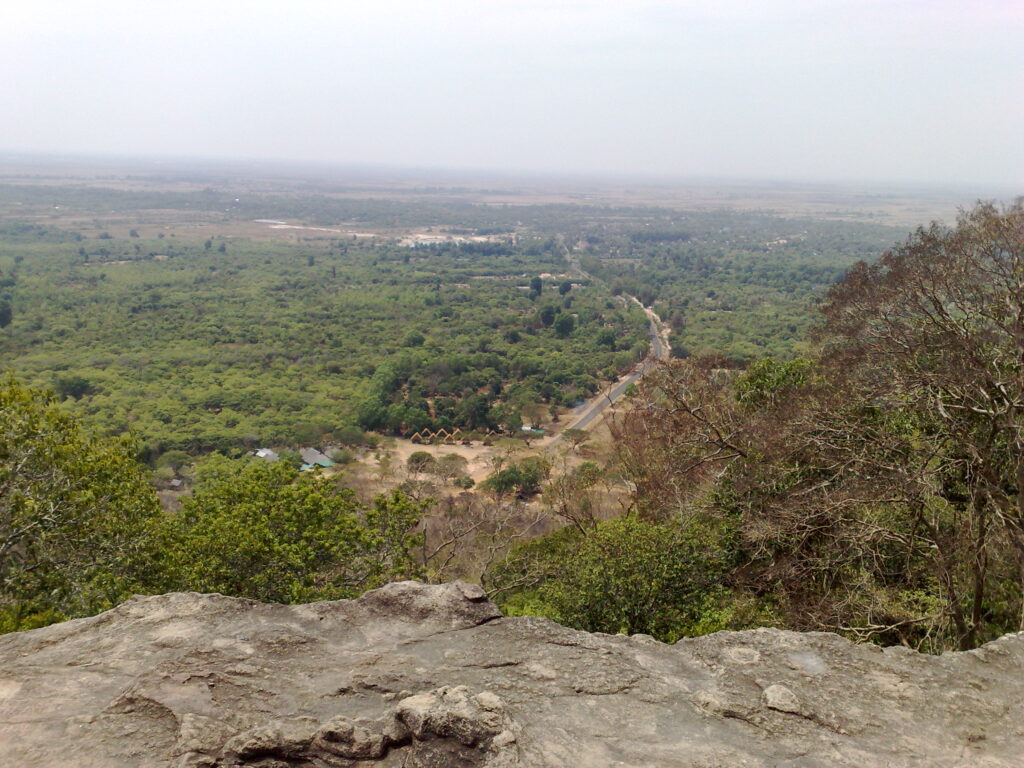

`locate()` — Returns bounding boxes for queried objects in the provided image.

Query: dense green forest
[579,211,898,361]
[0,222,649,453]
[0,185,901,460]
[4,183,1022,654]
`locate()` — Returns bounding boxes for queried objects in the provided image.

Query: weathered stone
[1,581,1023,766]
[762,683,803,714]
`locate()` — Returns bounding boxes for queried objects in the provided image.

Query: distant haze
[3,0,1022,187]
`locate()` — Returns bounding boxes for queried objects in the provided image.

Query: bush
[329,447,355,464]
[481,456,550,498]
[407,451,436,474]
[153,458,427,603]
[0,375,161,631]
[491,515,744,642]
[335,425,370,447]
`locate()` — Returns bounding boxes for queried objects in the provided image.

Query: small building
[299,447,335,471]
[300,447,332,465]
[255,448,279,462]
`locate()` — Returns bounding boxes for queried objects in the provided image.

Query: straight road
[545,297,669,450]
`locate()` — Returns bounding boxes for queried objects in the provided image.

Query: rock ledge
[2,581,1022,767]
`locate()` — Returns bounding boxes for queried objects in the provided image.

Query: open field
[0,154,997,232]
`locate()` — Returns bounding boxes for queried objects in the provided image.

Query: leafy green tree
[558,280,572,295]
[154,458,426,603]
[406,450,436,475]
[482,456,550,498]
[155,449,192,473]
[492,516,740,642]
[431,453,469,483]
[328,447,355,464]
[554,313,575,338]
[0,375,161,631]
[53,374,91,400]
[277,448,304,468]
[335,425,371,447]
[561,427,590,451]
[456,393,492,430]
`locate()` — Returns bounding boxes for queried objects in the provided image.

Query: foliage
[53,374,92,401]
[406,451,437,475]
[1,377,431,631]
[154,457,427,603]
[491,515,753,642]
[580,211,900,362]
[0,220,648,456]
[560,427,590,450]
[0,374,161,630]
[615,203,1024,651]
[0,187,896,461]
[481,456,551,498]
[431,453,470,483]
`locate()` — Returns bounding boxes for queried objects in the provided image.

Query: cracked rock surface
[2,581,1023,767]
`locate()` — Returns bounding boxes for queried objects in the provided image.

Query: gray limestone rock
[1,580,1022,767]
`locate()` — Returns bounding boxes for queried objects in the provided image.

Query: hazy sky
[2,0,1021,186]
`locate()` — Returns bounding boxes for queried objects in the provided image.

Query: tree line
[489,203,1024,652]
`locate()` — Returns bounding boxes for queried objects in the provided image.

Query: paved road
[545,301,667,451]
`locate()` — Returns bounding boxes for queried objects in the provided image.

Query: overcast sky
[2,0,1021,187]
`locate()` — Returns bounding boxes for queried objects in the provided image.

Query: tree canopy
[611,203,1024,651]
[0,376,431,632]
[154,457,427,603]
[0,374,161,630]
[489,203,1024,652]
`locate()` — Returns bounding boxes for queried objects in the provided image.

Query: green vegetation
[495,203,1024,652]
[0,185,902,466]
[481,456,551,498]
[0,375,161,631]
[492,516,752,642]
[580,211,900,362]
[0,221,648,456]
[6,178,1012,655]
[155,458,426,603]
[0,376,428,632]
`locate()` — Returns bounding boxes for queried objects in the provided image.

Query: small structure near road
[299,447,335,471]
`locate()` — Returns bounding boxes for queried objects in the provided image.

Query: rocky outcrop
[1,581,1022,767]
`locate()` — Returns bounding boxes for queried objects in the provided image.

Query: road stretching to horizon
[545,298,669,451]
